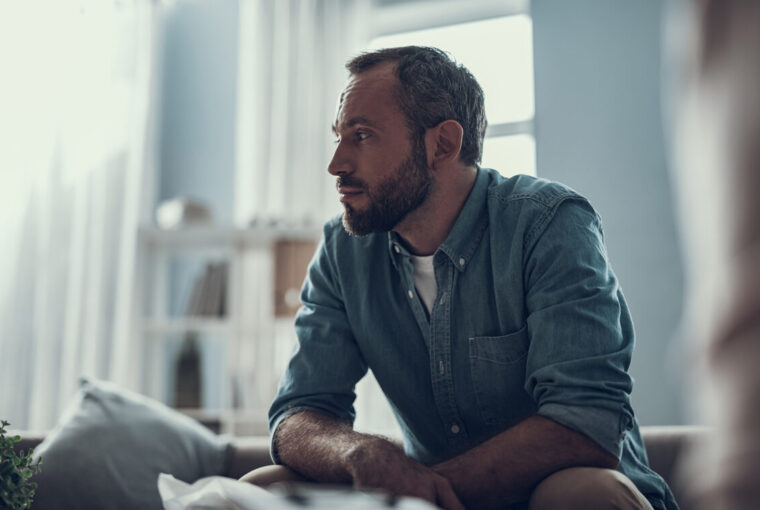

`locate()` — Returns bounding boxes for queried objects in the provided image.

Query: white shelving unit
[137,224,320,435]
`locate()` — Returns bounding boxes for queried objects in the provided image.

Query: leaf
[0,420,42,509]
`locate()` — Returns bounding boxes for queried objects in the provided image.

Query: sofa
[15,425,707,510]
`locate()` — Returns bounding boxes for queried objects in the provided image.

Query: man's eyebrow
[331,116,378,135]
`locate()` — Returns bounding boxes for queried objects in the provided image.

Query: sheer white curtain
[0,1,159,430]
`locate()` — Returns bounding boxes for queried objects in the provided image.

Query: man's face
[329,64,432,236]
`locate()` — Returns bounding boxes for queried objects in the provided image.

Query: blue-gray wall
[158,0,238,223]
[532,0,685,425]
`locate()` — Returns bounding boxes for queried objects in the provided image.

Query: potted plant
[0,421,41,510]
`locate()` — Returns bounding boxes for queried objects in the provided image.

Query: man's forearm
[433,414,619,509]
[274,410,465,510]
[274,410,383,483]
[275,411,416,483]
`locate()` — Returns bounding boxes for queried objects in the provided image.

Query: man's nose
[327,143,353,176]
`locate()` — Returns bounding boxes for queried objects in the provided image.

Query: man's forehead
[333,65,399,131]
[345,61,397,90]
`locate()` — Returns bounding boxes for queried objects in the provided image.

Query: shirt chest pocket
[468,326,536,426]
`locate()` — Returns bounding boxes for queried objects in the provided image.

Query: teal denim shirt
[270,168,677,509]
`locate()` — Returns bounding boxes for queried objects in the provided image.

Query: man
[244,46,676,509]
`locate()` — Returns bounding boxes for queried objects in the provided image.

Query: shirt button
[439,293,446,304]
[450,424,460,434]
[394,244,401,253]
[439,360,445,375]
[408,289,414,299]
[458,257,465,267]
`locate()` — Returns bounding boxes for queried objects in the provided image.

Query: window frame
[368,0,535,173]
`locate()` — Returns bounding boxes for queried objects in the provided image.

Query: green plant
[0,420,41,510]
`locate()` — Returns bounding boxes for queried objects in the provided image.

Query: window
[368,13,536,177]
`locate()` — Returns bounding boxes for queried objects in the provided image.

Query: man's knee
[239,465,311,487]
[529,467,653,510]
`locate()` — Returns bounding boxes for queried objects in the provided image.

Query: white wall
[532,0,685,425]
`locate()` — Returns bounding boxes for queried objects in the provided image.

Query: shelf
[139,224,320,435]
[143,317,231,336]
[139,224,322,250]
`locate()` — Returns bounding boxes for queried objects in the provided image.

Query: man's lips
[338,187,363,203]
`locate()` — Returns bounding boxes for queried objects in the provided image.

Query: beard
[339,136,432,236]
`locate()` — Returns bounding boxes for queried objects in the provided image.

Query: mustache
[336,176,366,191]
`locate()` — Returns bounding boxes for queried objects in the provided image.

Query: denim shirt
[269,168,677,510]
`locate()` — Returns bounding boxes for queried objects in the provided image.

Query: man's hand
[275,411,464,510]
[344,437,464,510]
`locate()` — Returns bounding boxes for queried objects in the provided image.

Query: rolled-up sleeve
[268,225,368,463]
[523,198,635,459]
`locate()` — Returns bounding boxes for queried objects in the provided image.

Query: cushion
[30,378,231,510]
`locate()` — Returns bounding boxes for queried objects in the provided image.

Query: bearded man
[243,46,677,510]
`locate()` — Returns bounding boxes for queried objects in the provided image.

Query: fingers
[239,465,311,487]
[435,477,466,510]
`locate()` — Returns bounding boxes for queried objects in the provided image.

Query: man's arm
[433,414,618,509]
[265,226,460,507]
[432,199,632,508]
[275,410,464,510]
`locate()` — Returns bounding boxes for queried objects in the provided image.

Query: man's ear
[425,120,464,170]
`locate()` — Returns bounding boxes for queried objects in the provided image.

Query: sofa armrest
[225,436,273,479]
[10,428,273,480]
[9,429,46,455]
[641,425,708,481]
[641,425,711,510]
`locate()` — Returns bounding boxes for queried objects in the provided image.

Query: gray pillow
[30,378,231,510]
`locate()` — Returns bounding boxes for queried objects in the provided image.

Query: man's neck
[393,166,477,256]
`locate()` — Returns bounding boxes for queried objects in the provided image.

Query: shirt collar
[437,166,489,272]
[387,167,490,272]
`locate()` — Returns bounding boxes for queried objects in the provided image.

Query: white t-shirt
[411,254,437,315]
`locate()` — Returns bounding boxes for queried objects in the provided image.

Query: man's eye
[356,131,369,141]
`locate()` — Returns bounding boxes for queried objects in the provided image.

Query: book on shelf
[186,261,228,317]
[174,261,229,411]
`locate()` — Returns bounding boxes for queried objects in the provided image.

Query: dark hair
[346,46,487,166]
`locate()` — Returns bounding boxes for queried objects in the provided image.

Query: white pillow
[30,378,231,510]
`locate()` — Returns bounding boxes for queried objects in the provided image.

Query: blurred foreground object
[157,197,212,229]
[670,0,760,508]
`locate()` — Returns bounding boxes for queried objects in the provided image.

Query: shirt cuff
[537,403,631,459]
